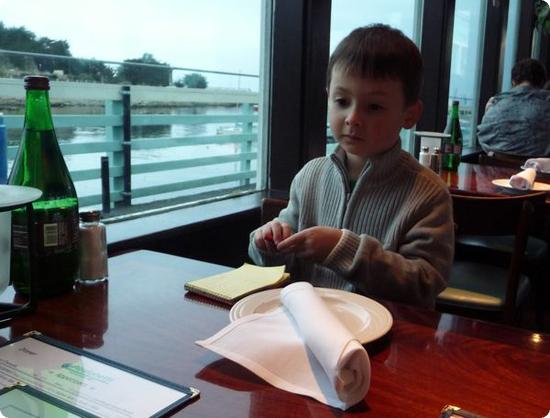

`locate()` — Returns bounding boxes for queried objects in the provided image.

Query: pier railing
[0,77,260,216]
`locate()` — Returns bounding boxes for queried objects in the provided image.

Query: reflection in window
[328,0,420,154]
[448,0,485,147]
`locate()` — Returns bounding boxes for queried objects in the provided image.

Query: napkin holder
[0,185,42,321]
[413,131,451,158]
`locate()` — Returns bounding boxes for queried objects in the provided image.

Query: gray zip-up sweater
[249,142,454,308]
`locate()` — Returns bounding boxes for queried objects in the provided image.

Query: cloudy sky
[0,0,417,88]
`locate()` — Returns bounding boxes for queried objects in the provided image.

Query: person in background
[477,58,550,157]
[249,24,454,308]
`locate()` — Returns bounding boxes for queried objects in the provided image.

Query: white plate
[229,288,393,344]
[0,185,42,209]
[491,178,550,191]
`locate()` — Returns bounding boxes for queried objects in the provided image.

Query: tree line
[0,22,208,88]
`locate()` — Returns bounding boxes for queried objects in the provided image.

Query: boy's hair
[327,24,423,105]
[511,58,547,88]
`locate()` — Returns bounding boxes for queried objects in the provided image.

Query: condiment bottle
[430,146,441,173]
[78,210,108,283]
[419,146,431,168]
[9,76,80,297]
[442,100,463,171]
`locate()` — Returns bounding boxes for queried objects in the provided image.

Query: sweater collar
[331,139,403,183]
[511,85,535,93]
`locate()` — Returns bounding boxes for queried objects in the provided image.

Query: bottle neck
[24,89,54,131]
[451,104,459,119]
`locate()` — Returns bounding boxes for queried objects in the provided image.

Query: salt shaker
[78,210,108,283]
[430,147,441,173]
[419,146,431,168]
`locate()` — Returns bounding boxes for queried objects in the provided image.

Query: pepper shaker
[430,146,441,173]
[78,210,108,283]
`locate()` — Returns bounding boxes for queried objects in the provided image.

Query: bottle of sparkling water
[9,76,80,297]
[442,100,463,171]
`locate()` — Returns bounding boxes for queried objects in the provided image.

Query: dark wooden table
[439,162,550,203]
[1,250,549,417]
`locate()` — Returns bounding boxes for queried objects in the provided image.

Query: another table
[1,250,549,417]
[439,162,550,202]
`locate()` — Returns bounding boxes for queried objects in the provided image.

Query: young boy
[249,24,454,308]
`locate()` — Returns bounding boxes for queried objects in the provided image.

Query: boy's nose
[345,108,361,127]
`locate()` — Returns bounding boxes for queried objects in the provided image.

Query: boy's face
[328,67,422,160]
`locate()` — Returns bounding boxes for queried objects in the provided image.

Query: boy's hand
[276,226,342,263]
[254,220,294,253]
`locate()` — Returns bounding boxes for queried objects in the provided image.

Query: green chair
[437,191,547,325]
[464,154,549,329]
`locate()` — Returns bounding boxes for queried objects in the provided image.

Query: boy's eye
[334,97,349,106]
[367,103,384,112]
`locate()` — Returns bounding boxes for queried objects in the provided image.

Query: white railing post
[240,103,253,187]
[105,98,124,207]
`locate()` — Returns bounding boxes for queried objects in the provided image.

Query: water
[4,104,258,210]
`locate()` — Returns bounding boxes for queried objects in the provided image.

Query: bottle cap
[24,76,50,91]
[433,147,440,154]
[421,146,429,152]
[452,100,459,106]
[80,210,102,222]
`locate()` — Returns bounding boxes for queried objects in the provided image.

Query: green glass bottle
[8,76,79,297]
[442,100,463,171]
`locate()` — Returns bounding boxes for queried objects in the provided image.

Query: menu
[0,333,198,418]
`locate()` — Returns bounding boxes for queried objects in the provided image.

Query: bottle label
[12,224,28,249]
[442,142,453,154]
[453,144,463,155]
[12,210,79,256]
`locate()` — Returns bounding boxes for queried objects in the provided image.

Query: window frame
[266,0,331,193]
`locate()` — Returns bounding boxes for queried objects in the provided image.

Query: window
[447,0,486,147]
[0,0,265,220]
[327,0,422,154]
[501,0,521,91]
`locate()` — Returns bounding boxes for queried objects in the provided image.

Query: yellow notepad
[184,263,289,305]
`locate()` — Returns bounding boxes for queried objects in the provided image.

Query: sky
[0,0,262,89]
[0,0,419,89]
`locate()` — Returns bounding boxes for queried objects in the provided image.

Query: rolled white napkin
[509,167,536,190]
[196,282,371,410]
[524,158,550,173]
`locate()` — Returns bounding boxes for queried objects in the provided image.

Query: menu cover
[0,332,199,418]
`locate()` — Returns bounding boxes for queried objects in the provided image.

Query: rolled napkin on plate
[196,281,371,410]
[509,167,536,190]
[523,158,550,173]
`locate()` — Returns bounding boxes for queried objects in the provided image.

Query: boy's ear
[403,100,423,129]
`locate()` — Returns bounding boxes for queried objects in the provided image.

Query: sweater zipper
[341,189,351,228]
[331,154,351,228]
